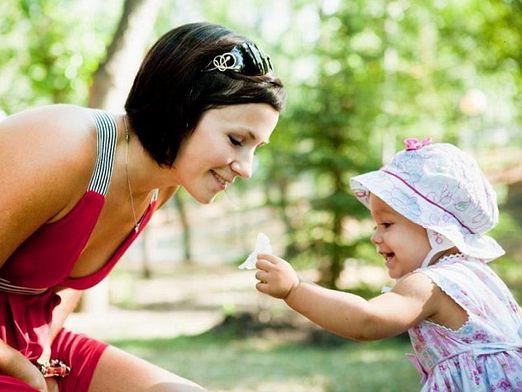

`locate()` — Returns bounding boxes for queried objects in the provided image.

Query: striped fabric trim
[87,110,117,196]
[0,278,47,295]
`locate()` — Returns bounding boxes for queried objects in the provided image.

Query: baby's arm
[255,254,441,341]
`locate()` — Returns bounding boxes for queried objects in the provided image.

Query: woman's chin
[192,191,218,204]
[194,195,215,204]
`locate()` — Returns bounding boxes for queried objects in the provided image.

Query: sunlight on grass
[110,332,420,392]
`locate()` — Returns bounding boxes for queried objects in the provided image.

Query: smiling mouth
[210,170,230,187]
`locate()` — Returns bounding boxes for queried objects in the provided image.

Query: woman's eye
[228,135,243,146]
[380,222,392,228]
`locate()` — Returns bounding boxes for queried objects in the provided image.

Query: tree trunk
[318,171,344,289]
[174,193,192,263]
[504,181,522,258]
[80,0,164,313]
[88,0,164,111]
[275,178,301,259]
[140,227,153,279]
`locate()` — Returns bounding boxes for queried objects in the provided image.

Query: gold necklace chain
[123,115,140,233]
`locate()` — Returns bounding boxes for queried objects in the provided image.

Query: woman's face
[172,103,279,203]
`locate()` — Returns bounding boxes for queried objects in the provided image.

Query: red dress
[0,110,159,391]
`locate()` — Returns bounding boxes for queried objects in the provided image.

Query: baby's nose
[371,231,382,244]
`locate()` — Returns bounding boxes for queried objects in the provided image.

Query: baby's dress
[407,254,522,391]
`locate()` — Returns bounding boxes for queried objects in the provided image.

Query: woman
[0,22,286,392]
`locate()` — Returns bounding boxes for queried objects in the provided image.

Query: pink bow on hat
[404,137,431,151]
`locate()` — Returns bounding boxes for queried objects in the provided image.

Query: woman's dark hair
[125,22,286,167]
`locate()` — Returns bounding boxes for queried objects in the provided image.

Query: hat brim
[350,170,505,262]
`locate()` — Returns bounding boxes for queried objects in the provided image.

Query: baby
[255,138,522,390]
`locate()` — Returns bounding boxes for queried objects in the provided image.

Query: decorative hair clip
[207,46,243,72]
[203,42,273,76]
[404,137,432,151]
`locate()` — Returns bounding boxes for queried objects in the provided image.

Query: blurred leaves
[0,0,122,112]
[1,0,520,287]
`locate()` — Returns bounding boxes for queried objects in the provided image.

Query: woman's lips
[210,170,229,190]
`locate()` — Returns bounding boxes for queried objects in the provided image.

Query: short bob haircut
[125,22,286,167]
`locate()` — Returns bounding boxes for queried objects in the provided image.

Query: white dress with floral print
[407,254,522,391]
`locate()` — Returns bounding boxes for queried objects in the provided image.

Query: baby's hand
[255,253,299,299]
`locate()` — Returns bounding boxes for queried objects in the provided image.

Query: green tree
[250,0,521,289]
[0,0,121,113]
[279,1,384,288]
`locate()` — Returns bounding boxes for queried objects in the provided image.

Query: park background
[1,0,521,391]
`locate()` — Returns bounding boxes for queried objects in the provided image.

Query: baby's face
[369,194,430,279]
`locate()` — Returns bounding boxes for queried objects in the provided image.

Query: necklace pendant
[134,224,140,233]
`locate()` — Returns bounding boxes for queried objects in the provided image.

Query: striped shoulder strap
[87,110,117,196]
[152,188,159,202]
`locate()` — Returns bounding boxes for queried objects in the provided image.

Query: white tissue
[238,232,272,270]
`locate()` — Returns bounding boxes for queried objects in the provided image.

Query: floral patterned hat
[350,138,505,265]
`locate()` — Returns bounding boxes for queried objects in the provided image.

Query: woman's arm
[0,339,48,391]
[256,254,441,341]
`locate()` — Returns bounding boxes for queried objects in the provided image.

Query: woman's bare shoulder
[1,104,97,174]
[0,105,98,267]
[2,104,93,140]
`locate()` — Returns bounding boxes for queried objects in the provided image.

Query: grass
[105,256,521,391]
[110,330,420,392]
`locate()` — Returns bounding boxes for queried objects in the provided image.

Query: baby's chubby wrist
[283,276,301,301]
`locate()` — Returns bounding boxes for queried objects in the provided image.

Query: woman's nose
[231,154,253,179]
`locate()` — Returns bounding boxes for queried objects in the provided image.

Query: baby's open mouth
[381,252,395,263]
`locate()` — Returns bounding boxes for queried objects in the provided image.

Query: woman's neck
[115,114,181,196]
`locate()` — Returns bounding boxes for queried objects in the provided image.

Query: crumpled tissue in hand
[238,232,272,270]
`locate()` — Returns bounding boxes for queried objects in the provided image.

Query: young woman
[0,22,286,392]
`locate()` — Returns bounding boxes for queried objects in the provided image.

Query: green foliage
[2,0,520,287]
[491,211,520,240]
[274,1,385,287]
[0,0,122,113]
[252,0,521,288]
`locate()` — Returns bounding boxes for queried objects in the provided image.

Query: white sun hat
[350,137,505,268]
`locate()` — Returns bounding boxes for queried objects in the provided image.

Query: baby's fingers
[256,258,274,271]
[255,270,269,283]
[256,281,269,294]
[257,253,281,263]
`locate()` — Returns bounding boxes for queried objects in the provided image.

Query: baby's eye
[228,135,243,146]
[380,222,393,228]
